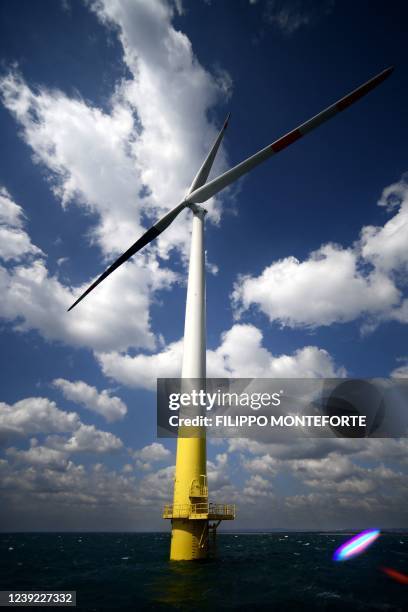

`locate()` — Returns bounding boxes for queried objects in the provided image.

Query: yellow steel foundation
[170,519,208,560]
[170,435,207,560]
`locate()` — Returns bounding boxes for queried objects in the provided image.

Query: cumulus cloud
[292,455,404,495]
[0,71,146,257]
[0,457,154,530]
[361,175,408,273]
[52,378,127,422]
[225,436,408,527]
[233,244,399,328]
[6,441,69,470]
[243,474,274,500]
[46,423,122,453]
[90,0,231,236]
[137,464,175,504]
[227,437,359,460]
[0,255,175,352]
[1,416,407,530]
[0,187,25,227]
[0,0,232,354]
[133,442,171,462]
[97,338,183,389]
[207,452,236,497]
[242,453,279,476]
[131,441,171,470]
[233,174,408,331]
[98,323,344,389]
[0,0,230,261]
[0,188,176,353]
[207,323,345,378]
[355,438,408,464]
[0,187,43,261]
[0,397,79,439]
[0,396,122,453]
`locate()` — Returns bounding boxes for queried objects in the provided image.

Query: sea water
[1,532,406,610]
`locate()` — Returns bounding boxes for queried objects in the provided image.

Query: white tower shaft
[181,208,206,379]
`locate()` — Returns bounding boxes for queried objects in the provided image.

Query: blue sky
[0,0,407,531]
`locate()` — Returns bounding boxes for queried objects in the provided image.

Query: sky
[0,0,407,531]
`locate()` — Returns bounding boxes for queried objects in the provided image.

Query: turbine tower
[68,66,393,560]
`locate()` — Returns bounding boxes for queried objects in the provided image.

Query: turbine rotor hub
[187,203,207,218]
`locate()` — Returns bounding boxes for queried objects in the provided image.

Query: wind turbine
[68,66,393,560]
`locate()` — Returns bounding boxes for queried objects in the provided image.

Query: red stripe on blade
[337,69,392,111]
[271,129,302,152]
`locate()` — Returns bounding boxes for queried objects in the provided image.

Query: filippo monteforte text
[169,414,367,428]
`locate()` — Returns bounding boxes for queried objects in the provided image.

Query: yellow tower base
[170,519,208,560]
[163,501,235,560]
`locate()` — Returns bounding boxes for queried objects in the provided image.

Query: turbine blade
[186,67,393,204]
[68,202,187,311]
[187,112,230,195]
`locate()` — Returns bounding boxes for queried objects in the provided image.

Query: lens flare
[381,566,408,585]
[333,529,380,561]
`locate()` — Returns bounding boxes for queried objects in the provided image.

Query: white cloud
[233,244,399,329]
[46,423,122,453]
[290,454,405,496]
[355,438,408,464]
[6,441,68,470]
[97,338,183,389]
[230,438,408,500]
[361,176,408,273]
[233,174,408,331]
[1,422,407,530]
[0,0,232,354]
[98,323,344,389]
[137,464,175,503]
[0,189,177,354]
[0,458,143,519]
[291,454,357,483]
[391,298,408,324]
[52,378,127,422]
[0,0,230,261]
[207,323,345,377]
[0,396,122,454]
[0,187,43,261]
[243,474,274,499]
[0,255,175,352]
[207,452,235,495]
[133,442,171,462]
[224,437,408,527]
[0,71,148,256]
[242,453,279,475]
[0,227,42,261]
[0,397,79,438]
[0,187,25,226]
[90,0,231,236]
[131,442,171,470]
[227,436,408,466]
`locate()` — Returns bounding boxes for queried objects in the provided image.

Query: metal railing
[163,502,235,519]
